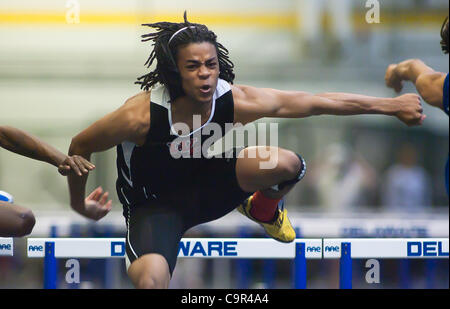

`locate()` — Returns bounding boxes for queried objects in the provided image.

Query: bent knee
[277,150,302,180]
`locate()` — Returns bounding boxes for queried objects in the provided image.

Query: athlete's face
[176,42,220,104]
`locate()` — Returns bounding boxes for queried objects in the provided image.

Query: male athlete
[67,13,424,288]
[0,125,100,237]
[385,16,449,194]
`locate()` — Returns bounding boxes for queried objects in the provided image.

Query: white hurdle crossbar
[27,238,321,259]
[26,237,449,289]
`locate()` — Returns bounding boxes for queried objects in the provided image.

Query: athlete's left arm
[0,126,94,176]
[385,59,447,109]
[232,84,424,127]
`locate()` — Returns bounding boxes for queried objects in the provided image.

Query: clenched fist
[394,93,426,127]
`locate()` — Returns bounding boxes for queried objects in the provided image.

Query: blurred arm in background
[0,126,95,237]
[385,59,447,110]
[0,125,94,176]
[385,17,449,112]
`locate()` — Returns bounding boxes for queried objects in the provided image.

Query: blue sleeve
[444,73,449,115]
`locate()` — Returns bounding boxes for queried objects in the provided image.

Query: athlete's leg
[234,146,305,242]
[124,203,184,289]
[235,146,304,221]
[127,254,171,289]
[0,201,36,237]
[236,146,303,197]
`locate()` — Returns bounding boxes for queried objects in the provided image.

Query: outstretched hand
[83,187,112,221]
[58,155,95,176]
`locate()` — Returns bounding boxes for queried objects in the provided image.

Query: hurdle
[26,237,449,289]
[0,238,13,256]
[27,238,321,289]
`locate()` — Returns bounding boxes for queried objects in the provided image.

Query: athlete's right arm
[385,59,447,109]
[67,92,150,220]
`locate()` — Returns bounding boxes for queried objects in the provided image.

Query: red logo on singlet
[167,137,199,157]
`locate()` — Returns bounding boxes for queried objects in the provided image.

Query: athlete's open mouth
[200,85,212,93]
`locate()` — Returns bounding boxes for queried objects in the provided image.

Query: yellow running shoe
[236,195,296,243]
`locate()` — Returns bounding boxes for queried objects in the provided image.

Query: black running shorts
[124,156,253,276]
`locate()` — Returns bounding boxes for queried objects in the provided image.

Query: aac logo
[407,241,449,257]
[28,245,44,252]
[306,246,321,253]
[325,246,340,253]
[0,244,11,251]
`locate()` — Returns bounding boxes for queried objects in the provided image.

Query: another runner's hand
[58,155,95,176]
[385,64,404,93]
[83,187,112,221]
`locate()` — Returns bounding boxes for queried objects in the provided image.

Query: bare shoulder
[231,84,275,124]
[231,84,262,107]
[231,84,288,101]
[230,84,244,100]
[121,91,151,143]
[231,84,255,113]
[123,91,151,110]
[231,84,254,100]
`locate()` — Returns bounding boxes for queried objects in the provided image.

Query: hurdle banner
[323,238,449,259]
[26,238,449,289]
[27,238,322,259]
[0,238,13,256]
[322,238,449,290]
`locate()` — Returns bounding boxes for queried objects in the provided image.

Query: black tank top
[116,79,235,206]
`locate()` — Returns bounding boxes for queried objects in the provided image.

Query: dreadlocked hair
[440,16,449,54]
[136,11,235,101]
